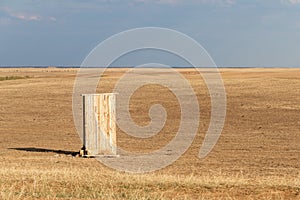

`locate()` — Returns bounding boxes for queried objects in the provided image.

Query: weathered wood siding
[82,93,117,155]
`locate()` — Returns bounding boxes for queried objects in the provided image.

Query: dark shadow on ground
[9,147,79,156]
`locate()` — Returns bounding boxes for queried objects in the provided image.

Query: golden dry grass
[0,68,299,199]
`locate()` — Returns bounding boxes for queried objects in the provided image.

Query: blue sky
[0,0,300,67]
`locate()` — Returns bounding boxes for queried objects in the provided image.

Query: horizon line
[0,65,300,69]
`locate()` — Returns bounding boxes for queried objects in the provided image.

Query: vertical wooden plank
[110,94,117,154]
[82,95,86,150]
[96,95,101,155]
[104,94,109,152]
[83,93,117,156]
[99,94,106,154]
[85,95,90,153]
[86,95,95,155]
[92,95,98,155]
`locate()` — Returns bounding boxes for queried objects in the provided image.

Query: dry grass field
[0,67,299,199]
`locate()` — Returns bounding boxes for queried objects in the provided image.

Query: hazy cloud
[289,0,300,4]
[13,13,41,21]
[0,6,56,23]
[283,0,300,4]
[0,6,41,21]
[133,0,235,5]
[49,17,57,22]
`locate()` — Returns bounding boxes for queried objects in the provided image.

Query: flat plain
[0,68,299,199]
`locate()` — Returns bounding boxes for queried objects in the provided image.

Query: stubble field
[0,68,299,199]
